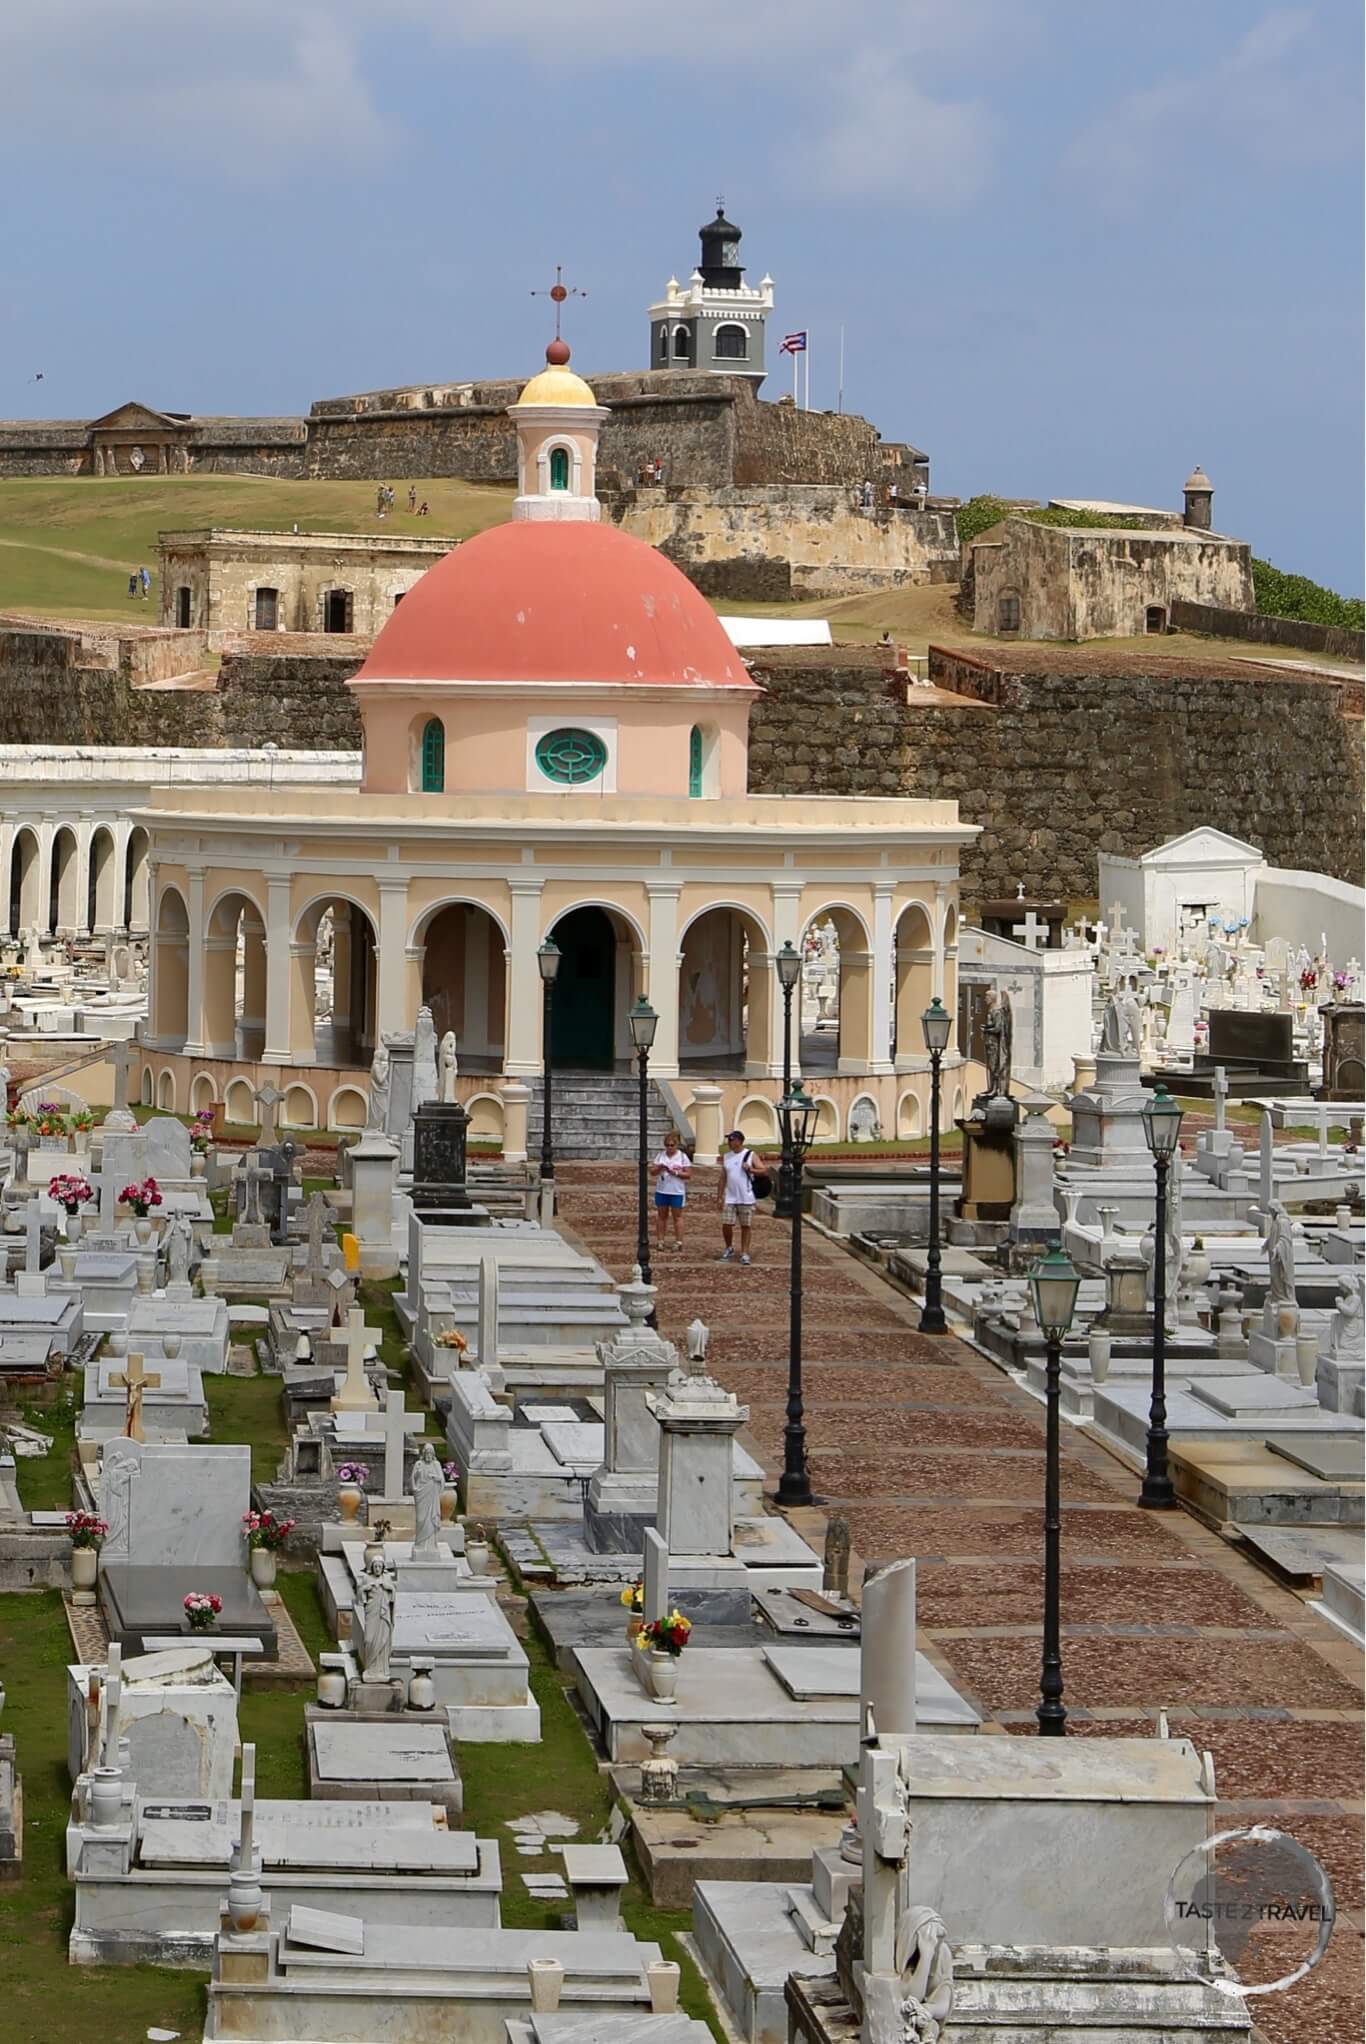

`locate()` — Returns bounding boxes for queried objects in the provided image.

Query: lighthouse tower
[647,203,773,387]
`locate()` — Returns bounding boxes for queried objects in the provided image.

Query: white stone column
[504,878,545,1076]
[932,882,947,1001]
[112,822,132,931]
[181,867,209,1054]
[0,823,14,936]
[869,884,895,1074]
[35,821,54,936]
[645,883,681,1077]
[374,878,411,1041]
[73,823,93,937]
[262,874,293,1063]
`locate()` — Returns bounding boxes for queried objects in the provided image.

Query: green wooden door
[550,907,615,1068]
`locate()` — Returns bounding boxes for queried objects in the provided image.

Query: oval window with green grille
[535,727,607,786]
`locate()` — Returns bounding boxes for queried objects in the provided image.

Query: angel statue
[982,986,1012,1097]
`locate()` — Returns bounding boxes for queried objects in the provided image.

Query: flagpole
[838,326,845,415]
[792,342,798,406]
[804,340,810,411]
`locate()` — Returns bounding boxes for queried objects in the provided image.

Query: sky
[2,0,1362,588]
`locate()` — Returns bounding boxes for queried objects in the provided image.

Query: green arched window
[688,725,703,798]
[549,446,570,492]
[535,727,607,786]
[420,718,445,793]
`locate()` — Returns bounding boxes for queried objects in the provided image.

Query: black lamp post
[537,939,560,1183]
[1139,1083,1184,1511]
[919,996,952,1335]
[774,941,802,1219]
[628,995,659,1301]
[776,1081,821,1509]
[1028,1239,1081,1737]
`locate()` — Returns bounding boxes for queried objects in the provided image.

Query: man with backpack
[718,1128,767,1265]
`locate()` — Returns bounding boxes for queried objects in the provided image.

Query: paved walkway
[555,1160,1363,2044]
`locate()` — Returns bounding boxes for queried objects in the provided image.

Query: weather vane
[531,265,585,342]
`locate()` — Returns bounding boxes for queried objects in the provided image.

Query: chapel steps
[525,1072,676,1161]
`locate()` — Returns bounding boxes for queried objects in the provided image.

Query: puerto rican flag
[778,331,808,354]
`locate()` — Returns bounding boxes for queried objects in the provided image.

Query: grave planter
[363,1537,385,1569]
[191,1153,207,1179]
[439,1490,457,1523]
[625,1615,644,1648]
[527,1958,563,2013]
[58,1245,77,1280]
[466,1538,490,1576]
[66,1213,83,1246]
[249,1549,277,1591]
[134,1218,154,1249]
[647,1959,681,2014]
[644,1649,678,1703]
[70,1547,98,1595]
[337,1483,364,1523]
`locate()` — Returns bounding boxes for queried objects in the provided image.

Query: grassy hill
[0,475,514,621]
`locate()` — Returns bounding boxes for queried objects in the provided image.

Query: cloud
[1063,7,1358,206]
[1,0,1013,201]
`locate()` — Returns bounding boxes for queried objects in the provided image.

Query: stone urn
[645,1649,678,1704]
[58,1244,77,1281]
[226,1853,265,1936]
[250,1548,277,1591]
[191,1152,207,1179]
[337,1482,364,1523]
[407,1661,436,1712]
[134,1217,154,1249]
[527,1958,564,2014]
[647,1959,681,2014]
[316,1664,347,1709]
[1296,1336,1319,1390]
[362,1537,385,1569]
[71,1547,98,1597]
[625,1614,644,1649]
[90,1765,124,1830]
[1088,1328,1111,1385]
[439,1487,457,1523]
[466,1537,490,1576]
[66,1213,83,1247]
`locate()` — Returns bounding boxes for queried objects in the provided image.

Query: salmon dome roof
[356,521,754,689]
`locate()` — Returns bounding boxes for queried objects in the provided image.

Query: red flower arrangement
[120,1176,162,1218]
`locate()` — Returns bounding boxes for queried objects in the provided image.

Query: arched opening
[800,907,873,1073]
[323,588,354,634]
[152,886,190,1048]
[157,1069,177,1111]
[466,1092,505,1145]
[203,889,265,1058]
[548,446,570,492]
[50,827,78,934]
[893,902,935,1064]
[673,326,691,361]
[658,327,669,363]
[254,587,279,631]
[124,827,150,932]
[140,1066,154,1107]
[9,829,40,936]
[328,1086,368,1132]
[896,1088,923,1139]
[89,828,117,934]
[678,905,771,1075]
[548,906,625,1069]
[1145,604,1167,635]
[224,1077,256,1127]
[735,1095,778,1144]
[421,719,445,793]
[283,1083,318,1130]
[714,323,748,360]
[293,895,379,1067]
[190,1073,216,1113]
[997,591,1021,633]
[176,586,192,628]
[688,726,703,798]
[419,903,507,1073]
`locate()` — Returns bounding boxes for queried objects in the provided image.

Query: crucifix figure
[1011,909,1045,951]
[304,1190,331,1276]
[109,1351,161,1442]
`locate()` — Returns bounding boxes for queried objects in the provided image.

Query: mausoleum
[135,343,978,1145]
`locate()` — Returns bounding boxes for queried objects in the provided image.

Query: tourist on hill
[652,1129,691,1252]
[139,565,150,600]
[408,484,417,513]
[717,1129,758,1265]
[127,572,138,600]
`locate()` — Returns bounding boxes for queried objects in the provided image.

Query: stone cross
[109,1352,161,1442]
[98,1160,119,1234]
[378,1381,421,1496]
[859,1744,910,1982]
[1011,910,1046,951]
[1211,1065,1229,1135]
[254,1085,283,1146]
[235,1742,257,1872]
[104,1041,138,1116]
[1106,902,1126,940]
[24,1196,42,1274]
[100,1641,123,1770]
[331,1306,380,1413]
[642,1526,669,1629]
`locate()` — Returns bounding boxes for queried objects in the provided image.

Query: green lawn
[0,475,513,622]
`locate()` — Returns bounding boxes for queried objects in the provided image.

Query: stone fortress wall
[602,485,958,600]
[1,622,1357,911]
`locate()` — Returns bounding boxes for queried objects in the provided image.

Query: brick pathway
[555,1161,1363,2044]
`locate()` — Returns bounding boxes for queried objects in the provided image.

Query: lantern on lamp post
[1028,1240,1081,1737]
[537,939,561,1183]
[919,996,952,1334]
[1139,1083,1184,1511]
[775,1081,821,1509]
